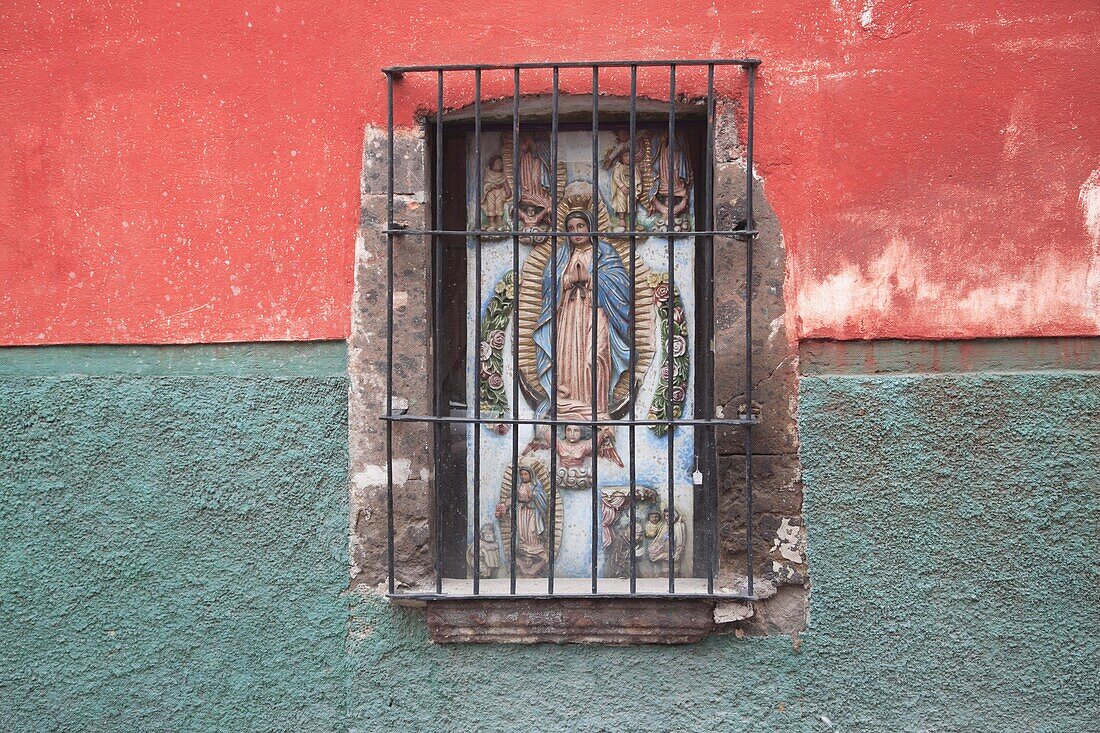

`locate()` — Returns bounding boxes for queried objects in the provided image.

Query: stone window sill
[390,577,781,644]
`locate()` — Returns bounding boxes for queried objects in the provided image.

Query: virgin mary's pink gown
[556,244,612,421]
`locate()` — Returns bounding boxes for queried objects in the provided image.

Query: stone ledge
[424,598,718,644]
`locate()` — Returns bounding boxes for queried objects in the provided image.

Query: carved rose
[663,361,686,381]
[671,334,687,357]
[488,373,504,391]
[671,385,686,404]
[672,306,685,324]
[479,341,492,361]
[488,329,506,350]
[654,281,671,303]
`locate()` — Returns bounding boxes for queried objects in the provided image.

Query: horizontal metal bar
[382,414,757,427]
[384,59,761,75]
[386,228,758,238]
[388,592,759,602]
[443,120,711,134]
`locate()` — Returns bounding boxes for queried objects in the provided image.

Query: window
[379,61,762,607]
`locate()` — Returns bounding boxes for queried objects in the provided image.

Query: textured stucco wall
[0,343,349,733]
[3,343,1097,731]
[346,367,1099,732]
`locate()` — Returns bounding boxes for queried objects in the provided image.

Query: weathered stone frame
[349,96,807,643]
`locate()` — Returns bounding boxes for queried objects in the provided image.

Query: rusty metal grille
[382,59,760,600]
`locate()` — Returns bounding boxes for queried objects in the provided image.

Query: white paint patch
[768,315,784,343]
[1001,96,1033,161]
[352,459,412,489]
[796,236,1100,337]
[714,601,754,624]
[1080,169,1100,310]
[859,0,874,28]
[1079,170,1100,247]
[773,517,806,564]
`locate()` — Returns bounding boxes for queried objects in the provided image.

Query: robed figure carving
[495,461,563,578]
[515,184,656,466]
[501,132,566,245]
[645,132,693,227]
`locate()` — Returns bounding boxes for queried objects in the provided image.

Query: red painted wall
[2,1,1097,344]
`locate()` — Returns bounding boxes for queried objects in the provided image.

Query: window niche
[350,81,807,643]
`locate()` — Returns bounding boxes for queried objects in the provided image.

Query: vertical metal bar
[704,64,716,595]
[666,64,676,593]
[433,70,445,594]
[744,64,756,597]
[590,65,600,594]
[628,65,638,595]
[548,67,560,595]
[510,69,520,596]
[472,69,483,595]
[385,73,396,595]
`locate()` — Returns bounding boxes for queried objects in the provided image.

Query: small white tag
[692,470,703,485]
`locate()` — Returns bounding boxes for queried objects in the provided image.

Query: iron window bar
[383,59,759,602]
[385,229,757,237]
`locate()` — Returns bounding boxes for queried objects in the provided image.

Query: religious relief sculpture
[646,271,690,434]
[625,131,694,232]
[600,485,660,578]
[466,523,502,579]
[467,128,697,580]
[480,155,512,231]
[476,133,569,242]
[493,460,563,578]
[602,131,644,229]
[516,182,655,468]
[645,507,688,577]
[479,271,516,432]
[548,423,593,490]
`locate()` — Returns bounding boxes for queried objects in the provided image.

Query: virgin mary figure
[530,209,633,464]
[495,466,549,577]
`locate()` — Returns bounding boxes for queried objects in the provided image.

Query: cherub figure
[557,423,592,468]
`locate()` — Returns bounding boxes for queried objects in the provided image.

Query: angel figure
[556,423,592,468]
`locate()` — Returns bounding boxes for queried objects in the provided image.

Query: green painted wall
[0,343,350,733]
[3,344,1097,731]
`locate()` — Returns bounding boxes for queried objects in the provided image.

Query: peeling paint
[797,238,1100,339]
[352,460,412,489]
[1080,169,1100,310]
[859,0,874,29]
